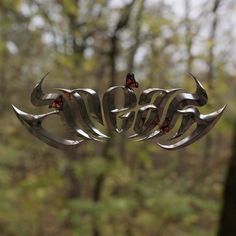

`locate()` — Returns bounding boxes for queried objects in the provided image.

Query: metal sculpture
[12,73,226,151]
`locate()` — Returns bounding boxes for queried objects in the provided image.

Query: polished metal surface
[12,73,226,150]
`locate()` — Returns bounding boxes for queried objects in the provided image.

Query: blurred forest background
[0,0,236,235]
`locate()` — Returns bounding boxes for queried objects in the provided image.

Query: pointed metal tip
[187,72,199,84]
[11,104,32,126]
[11,104,16,109]
[11,104,21,114]
[43,71,51,78]
[214,104,227,118]
[38,72,51,86]
[186,72,195,78]
[186,72,201,85]
[210,104,227,118]
[220,104,227,112]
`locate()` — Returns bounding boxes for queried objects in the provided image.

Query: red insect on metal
[160,118,171,133]
[125,73,139,90]
[49,95,63,110]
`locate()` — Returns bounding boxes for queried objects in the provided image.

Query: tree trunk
[202,0,222,167]
[218,122,236,236]
[119,0,145,158]
[92,2,135,235]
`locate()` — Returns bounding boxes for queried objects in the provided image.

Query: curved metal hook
[31,73,60,106]
[12,105,83,151]
[158,105,226,150]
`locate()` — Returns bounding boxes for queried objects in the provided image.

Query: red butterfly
[125,73,139,90]
[160,118,170,133]
[49,95,63,110]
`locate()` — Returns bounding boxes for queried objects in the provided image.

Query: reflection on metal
[12,73,226,151]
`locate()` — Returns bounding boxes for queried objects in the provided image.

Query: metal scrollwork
[12,73,226,151]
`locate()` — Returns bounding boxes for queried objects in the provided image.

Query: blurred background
[0,0,235,235]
